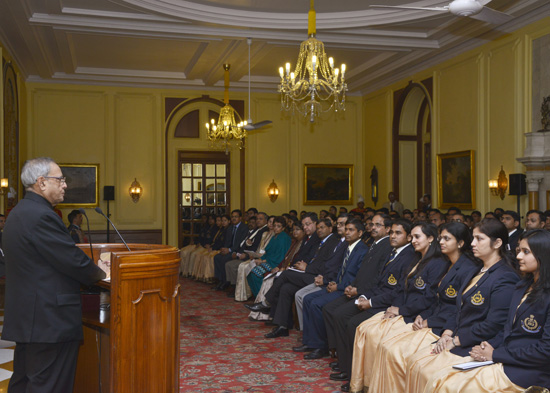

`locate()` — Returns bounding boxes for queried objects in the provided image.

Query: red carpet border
[179,277,342,392]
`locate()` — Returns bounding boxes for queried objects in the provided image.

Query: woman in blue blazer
[430,228,550,392]
[404,218,520,393]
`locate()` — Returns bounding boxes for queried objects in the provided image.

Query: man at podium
[2,157,106,393]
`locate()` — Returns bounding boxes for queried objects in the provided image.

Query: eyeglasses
[44,176,66,184]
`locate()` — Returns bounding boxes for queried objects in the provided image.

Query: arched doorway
[392,79,433,210]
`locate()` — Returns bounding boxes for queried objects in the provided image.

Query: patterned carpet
[0,311,15,392]
[179,277,342,393]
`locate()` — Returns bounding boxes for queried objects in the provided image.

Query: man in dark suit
[2,157,106,393]
[296,218,371,359]
[328,218,416,390]
[500,210,523,253]
[249,216,339,338]
[213,209,249,290]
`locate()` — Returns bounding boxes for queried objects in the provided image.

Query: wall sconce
[129,178,142,203]
[0,178,8,195]
[489,166,508,200]
[184,193,191,203]
[267,179,279,202]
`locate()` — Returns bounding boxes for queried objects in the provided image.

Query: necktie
[232,225,237,247]
[338,247,351,283]
[391,202,394,211]
[385,248,397,266]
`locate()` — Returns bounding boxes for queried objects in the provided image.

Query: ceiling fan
[243,38,273,131]
[370,0,513,25]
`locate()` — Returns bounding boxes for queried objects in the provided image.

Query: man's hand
[97,258,111,279]
[238,253,247,260]
[294,261,307,271]
[314,275,324,286]
[327,282,337,293]
[356,297,370,310]
[470,341,494,362]
[344,286,358,298]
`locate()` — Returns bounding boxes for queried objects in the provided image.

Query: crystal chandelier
[205,64,247,153]
[278,0,347,123]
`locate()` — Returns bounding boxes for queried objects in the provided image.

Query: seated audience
[248,221,304,321]
[404,219,519,393]
[352,222,478,393]
[382,192,404,216]
[500,210,523,252]
[423,229,550,393]
[193,215,229,282]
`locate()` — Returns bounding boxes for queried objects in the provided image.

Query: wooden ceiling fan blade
[469,6,513,24]
[370,5,449,12]
[243,120,273,131]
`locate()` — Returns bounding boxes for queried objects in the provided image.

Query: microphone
[78,208,94,261]
[94,207,131,251]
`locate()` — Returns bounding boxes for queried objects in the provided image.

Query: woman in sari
[349,222,449,392]
[364,222,479,393]
[424,229,550,392]
[248,221,304,321]
[404,218,520,393]
[192,214,229,282]
[246,216,292,297]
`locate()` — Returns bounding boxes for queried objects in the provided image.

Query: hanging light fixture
[278,0,347,123]
[205,64,247,153]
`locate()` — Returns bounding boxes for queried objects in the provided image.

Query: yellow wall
[5,17,550,247]
[362,17,550,214]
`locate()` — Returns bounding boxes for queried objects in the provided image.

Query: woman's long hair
[406,222,443,285]
[474,218,518,271]
[439,222,479,266]
[519,229,550,303]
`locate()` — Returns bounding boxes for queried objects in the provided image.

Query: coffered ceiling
[1,0,549,95]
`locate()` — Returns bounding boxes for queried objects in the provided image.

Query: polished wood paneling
[75,244,181,393]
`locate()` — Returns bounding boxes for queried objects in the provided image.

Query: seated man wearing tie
[246,216,339,338]
[294,218,371,359]
[327,218,416,388]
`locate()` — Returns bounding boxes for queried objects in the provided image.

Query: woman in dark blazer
[404,218,520,393]
[365,222,480,393]
[439,228,550,392]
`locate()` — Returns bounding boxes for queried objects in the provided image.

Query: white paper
[452,360,494,370]
[288,267,305,273]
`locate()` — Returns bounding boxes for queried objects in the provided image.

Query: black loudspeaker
[104,186,115,201]
[509,174,526,196]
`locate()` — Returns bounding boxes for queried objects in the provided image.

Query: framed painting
[304,164,353,205]
[437,151,475,210]
[57,164,99,207]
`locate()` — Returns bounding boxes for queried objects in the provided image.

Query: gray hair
[21,157,56,188]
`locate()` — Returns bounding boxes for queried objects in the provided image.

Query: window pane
[206,164,216,177]
[182,222,191,234]
[216,164,226,177]
[193,164,202,177]
[217,193,226,206]
[182,193,192,206]
[206,193,216,206]
[182,178,191,191]
[193,207,202,219]
[216,179,226,191]
[193,179,202,191]
[217,206,226,215]
[205,180,216,192]
[193,193,202,206]
[182,207,191,218]
[182,163,192,177]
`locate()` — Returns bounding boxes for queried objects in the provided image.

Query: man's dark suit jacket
[353,236,392,294]
[223,222,249,252]
[292,232,321,264]
[304,233,341,276]
[2,191,105,343]
[236,225,269,255]
[334,241,370,291]
[508,228,523,252]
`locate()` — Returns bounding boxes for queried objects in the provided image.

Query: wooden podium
[75,243,181,393]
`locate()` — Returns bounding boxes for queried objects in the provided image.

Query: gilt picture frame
[437,151,475,210]
[57,164,99,207]
[304,164,353,205]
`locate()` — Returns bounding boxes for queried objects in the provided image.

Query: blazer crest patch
[388,274,397,286]
[445,285,457,298]
[521,315,541,333]
[414,276,426,290]
[470,291,485,306]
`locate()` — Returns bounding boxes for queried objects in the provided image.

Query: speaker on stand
[104,186,115,242]
[508,174,526,218]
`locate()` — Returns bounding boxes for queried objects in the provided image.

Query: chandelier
[205,64,247,153]
[278,0,347,123]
